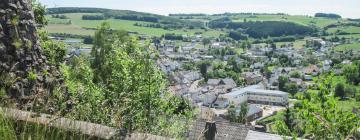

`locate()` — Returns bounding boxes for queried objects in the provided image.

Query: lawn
[327,26,360,34]
[275,40,306,50]
[334,43,360,51]
[45,13,224,37]
[338,99,360,111]
[45,24,95,36]
[232,15,341,28]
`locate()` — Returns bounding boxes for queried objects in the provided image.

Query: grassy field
[338,99,360,111]
[327,26,360,34]
[275,40,306,49]
[231,15,341,28]
[334,43,360,51]
[45,13,224,37]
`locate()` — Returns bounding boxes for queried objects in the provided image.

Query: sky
[39,0,360,18]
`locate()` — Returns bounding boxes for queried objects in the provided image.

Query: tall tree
[278,76,289,92]
[90,22,128,84]
[237,103,248,124]
[334,83,345,99]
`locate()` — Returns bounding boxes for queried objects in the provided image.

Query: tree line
[315,13,342,19]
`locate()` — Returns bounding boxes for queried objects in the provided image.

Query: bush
[356,94,360,102]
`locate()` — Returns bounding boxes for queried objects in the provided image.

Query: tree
[237,103,248,124]
[90,22,128,84]
[275,74,360,139]
[286,83,298,97]
[202,38,211,48]
[32,0,48,25]
[270,43,277,50]
[290,71,301,78]
[284,107,294,132]
[199,61,210,81]
[278,76,288,92]
[335,83,345,99]
[343,64,360,85]
[228,104,237,122]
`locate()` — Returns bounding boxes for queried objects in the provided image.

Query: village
[57,33,359,134]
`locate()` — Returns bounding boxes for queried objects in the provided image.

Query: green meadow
[45,13,223,37]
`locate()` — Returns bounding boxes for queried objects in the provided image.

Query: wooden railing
[0,107,173,140]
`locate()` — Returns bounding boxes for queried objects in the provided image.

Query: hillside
[45,7,221,37]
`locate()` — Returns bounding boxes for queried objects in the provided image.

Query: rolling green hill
[45,13,224,37]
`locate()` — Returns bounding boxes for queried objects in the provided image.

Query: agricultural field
[231,15,342,28]
[334,43,360,51]
[45,13,224,37]
[327,26,360,34]
[275,40,306,49]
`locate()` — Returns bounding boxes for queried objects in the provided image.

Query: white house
[224,85,289,106]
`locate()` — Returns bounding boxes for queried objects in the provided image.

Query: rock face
[0,0,64,111]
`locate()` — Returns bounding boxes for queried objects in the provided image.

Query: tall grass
[0,109,90,140]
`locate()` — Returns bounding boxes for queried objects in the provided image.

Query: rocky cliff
[0,0,64,111]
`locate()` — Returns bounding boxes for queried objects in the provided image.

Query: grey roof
[225,85,262,97]
[247,89,288,96]
[225,85,288,98]
[188,119,250,140]
[247,105,262,117]
[207,79,221,85]
[245,130,283,140]
[221,78,237,87]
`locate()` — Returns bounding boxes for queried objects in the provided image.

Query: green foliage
[32,0,48,25]
[278,75,288,92]
[355,94,360,102]
[286,83,298,97]
[90,22,128,84]
[343,64,360,85]
[0,112,16,140]
[27,71,37,82]
[40,30,66,66]
[335,83,345,99]
[52,22,194,138]
[275,73,360,139]
[198,61,210,81]
[228,103,248,124]
[289,71,301,78]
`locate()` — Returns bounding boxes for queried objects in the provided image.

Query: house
[342,60,352,65]
[207,79,221,86]
[224,85,289,106]
[211,42,227,49]
[213,97,230,109]
[220,78,237,90]
[289,78,303,87]
[246,104,263,122]
[188,119,250,140]
[303,65,320,76]
[322,60,332,72]
[250,62,264,69]
[304,75,313,81]
[241,72,263,85]
[203,93,218,107]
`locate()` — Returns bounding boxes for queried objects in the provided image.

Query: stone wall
[0,0,65,112]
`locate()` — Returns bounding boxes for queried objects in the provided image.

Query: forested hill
[47,7,203,28]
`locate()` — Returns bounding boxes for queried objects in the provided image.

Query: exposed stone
[0,0,66,112]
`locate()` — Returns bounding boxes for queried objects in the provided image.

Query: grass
[338,98,360,111]
[0,109,89,140]
[231,15,341,28]
[275,40,306,50]
[46,13,224,37]
[327,26,360,34]
[334,43,360,51]
[45,24,95,36]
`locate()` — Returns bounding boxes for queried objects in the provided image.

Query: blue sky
[39,0,360,18]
